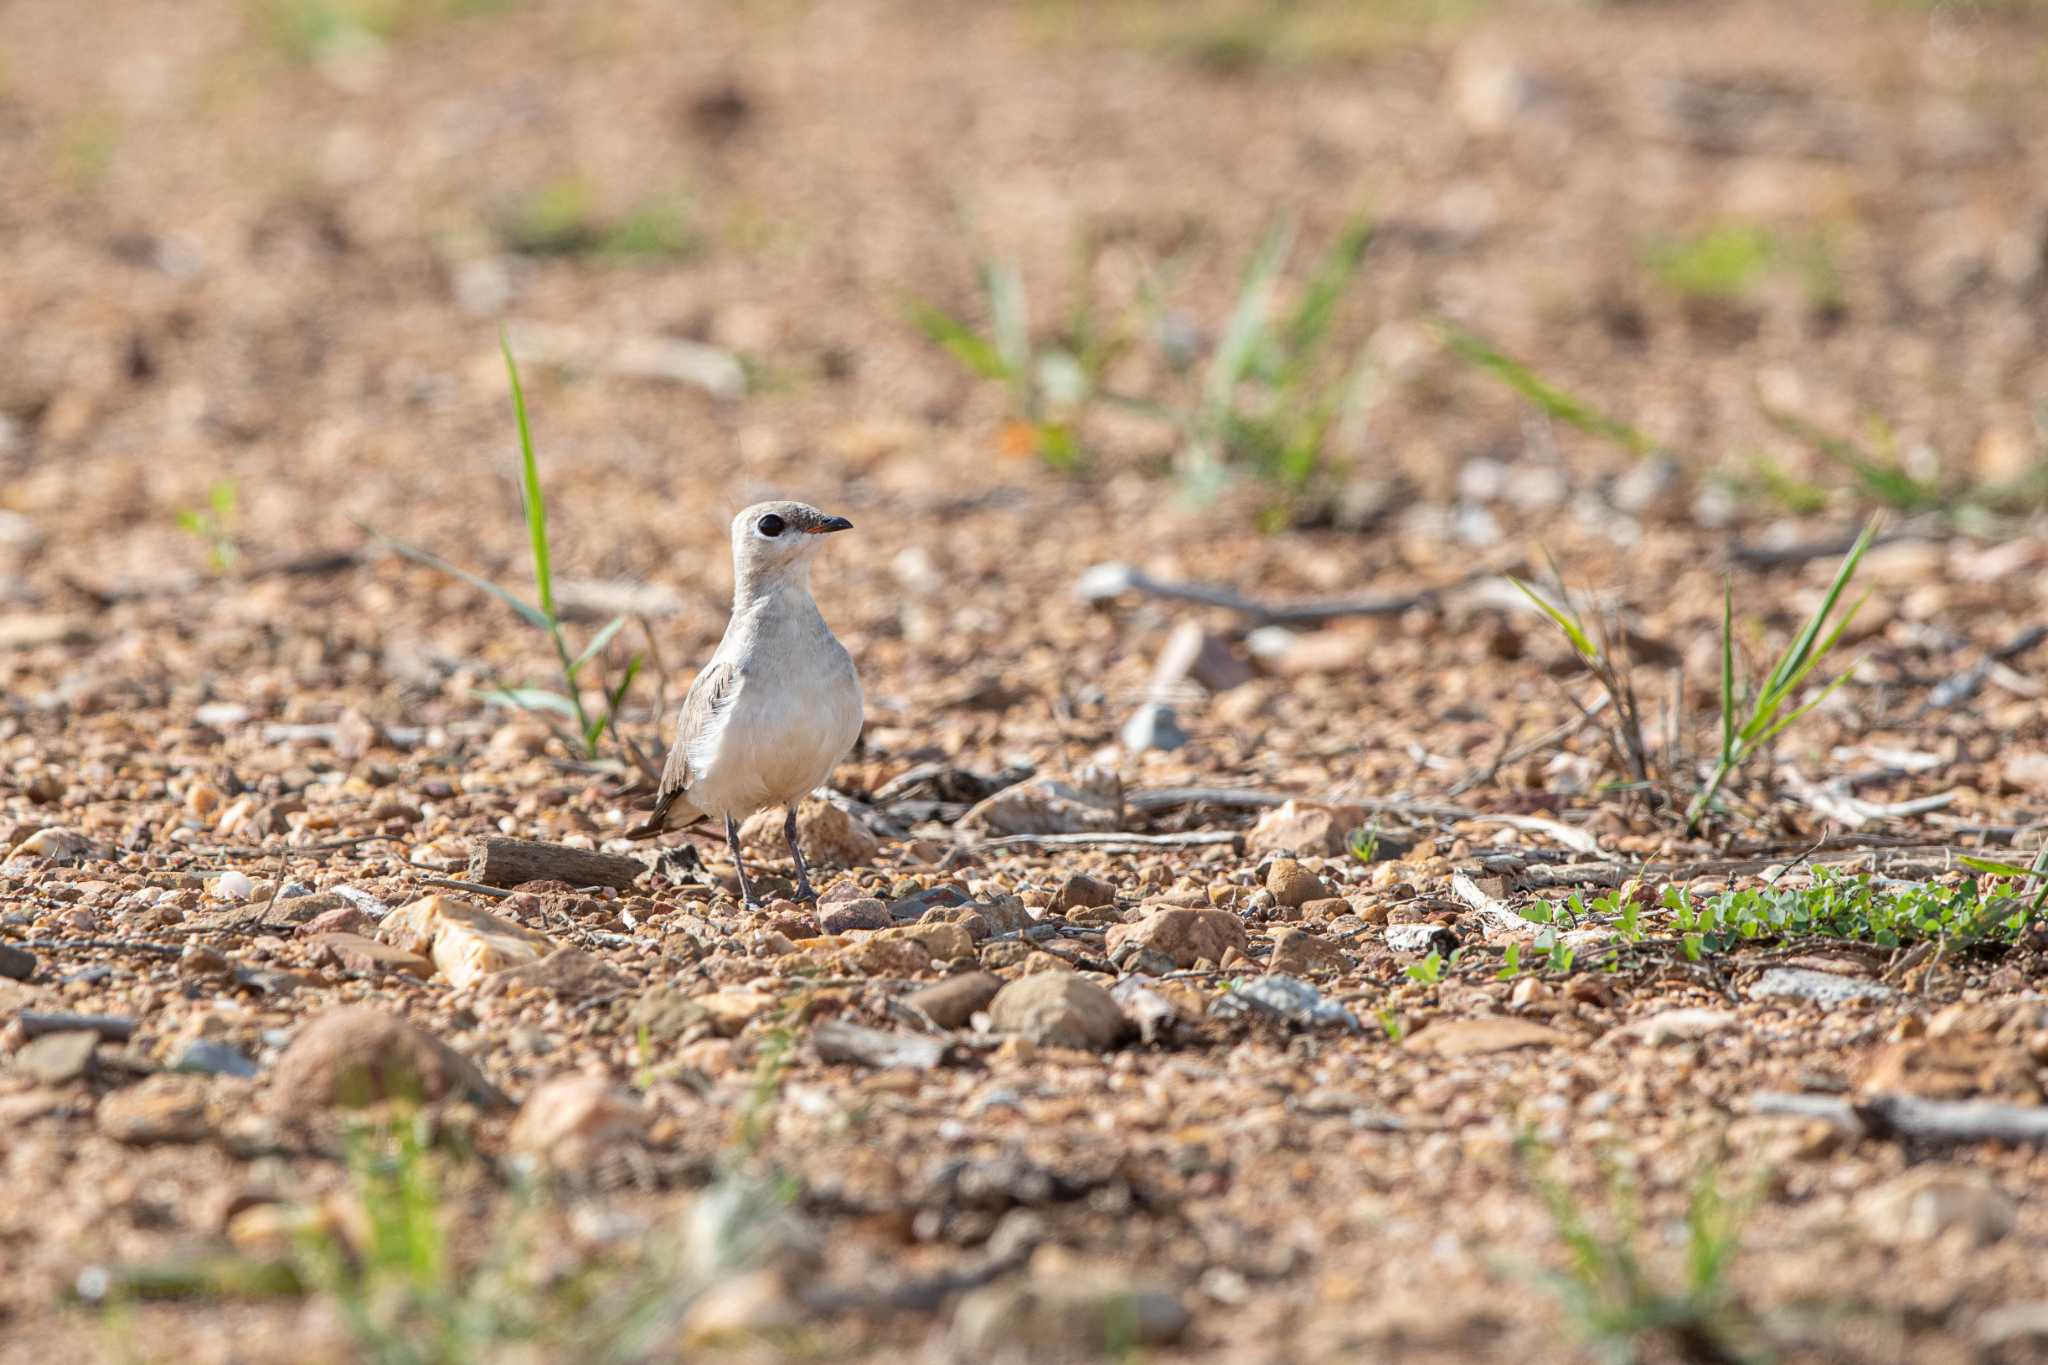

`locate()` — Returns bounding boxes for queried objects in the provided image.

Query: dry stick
[973,830,1244,853]
[411,875,514,901]
[1750,1092,2048,1145]
[464,834,646,890]
[1075,561,1459,626]
[1448,873,1529,938]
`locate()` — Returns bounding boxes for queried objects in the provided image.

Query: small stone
[987,972,1129,1050]
[1247,800,1366,858]
[1300,897,1350,922]
[173,1040,260,1079]
[0,943,36,981]
[1856,1167,2015,1248]
[366,793,422,823]
[1604,1009,1738,1046]
[838,937,938,977]
[380,893,552,989]
[879,922,975,962]
[821,898,891,933]
[14,1029,97,1084]
[1750,968,1897,1008]
[209,871,256,902]
[959,771,1123,837]
[99,1075,213,1144]
[177,945,234,980]
[270,1007,510,1111]
[508,1074,648,1168]
[1406,1017,1570,1057]
[478,946,630,1000]
[1105,907,1248,969]
[972,894,1033,935]
[1268,927,1349,976]
[738,798,879,868]
[1066,904,1129,928]
[310,932,434,979]
[951,1275,1189,1357]
[920,905,993,941]
[9,827,105,864]
[1265,859,1330,910]
[903,972,1003,1028]
[299,904,374,937]
[1048,872,1116,915]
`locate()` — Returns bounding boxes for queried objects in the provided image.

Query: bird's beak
[806,515,853,534]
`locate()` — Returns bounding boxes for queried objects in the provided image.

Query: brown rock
[299,904,374,937]
[309,932,433,978]
[739,798,879,869]
[879,922,975,962]
[270,1007,510,1111]
[1048,873,1116,915]
[1268,927,1350,976]
[14,1029,96,1084]
[1406,1017,1570,1057]
[98,1075,213,1144]
[820,898,892,933]
[507,1074,648,1168]
[903,972,1004,1028]
[477,947,630,1000]
[1105,907,1248,969]
[1266,859,1331,910]
[1859,1036,2044,1104]
[1300,897,1351,922]
[921,905,993,941]
[959,771,1123,836]
[1855,1167,2015,1248]
[838,937,937,977]
[177,944,234,980]
[987,972,1128,1050]
[1066,904,1131,927]
[379,893,552,989]
[1247,800,1366,858]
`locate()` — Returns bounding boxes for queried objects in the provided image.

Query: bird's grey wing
[627,660,742,837]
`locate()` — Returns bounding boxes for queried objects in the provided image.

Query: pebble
[270,1007,510,1111]
[1266,859,1331,910]
[1856,1167,2015,1248]
[951,1274,1189,1356]
[172,1040,260,1079]
[98,1076,214,1144]
[1750,968,1897,1008]
[209,871,256,902]
[1104,907,1248,969]
[903,972,1004,1029]
[987,973,1128,1050]
[0,944,35,981]
[14,1029,98,1084]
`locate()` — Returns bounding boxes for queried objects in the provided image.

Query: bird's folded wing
[632,659,742,835]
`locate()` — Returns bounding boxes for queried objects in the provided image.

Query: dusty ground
[4,0,2048,1360]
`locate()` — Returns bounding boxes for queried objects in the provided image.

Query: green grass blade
[477,686,580,719]
[501,333,554,622]
[1960,856,2037,878]
[1759,406,1937,509]
[1436,323,1658,457]
[1508,574,1601,664]
[1276,211,1373,389]
[902,297,1010,381]
[1749,667,1855,749]
[983,258,1032,386]
[1758,518,1876,701]
[1203,220,1292,425]
[571,614,629,672]
[377,534,549,631]
[1719,584,1736,765]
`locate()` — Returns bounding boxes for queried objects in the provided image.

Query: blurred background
[0,0,2044,732]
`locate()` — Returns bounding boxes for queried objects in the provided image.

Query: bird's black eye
[757,514,785,538]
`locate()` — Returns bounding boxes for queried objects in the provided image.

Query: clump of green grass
[377,336,641,759]
[1179,212,1376,508]
[1640,225,1776,302]
[254,0,521,66]
[904,237,1128,470]
[1507,518,1874,832]
[1686,518,1873,830]
[503,179,699,262]
[176,479,242,573]
[1519,1137,1765,1365]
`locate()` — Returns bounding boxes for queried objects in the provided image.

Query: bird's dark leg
[784,804,817,903]
[724,814,759,906]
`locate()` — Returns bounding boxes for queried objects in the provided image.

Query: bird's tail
[625,790,700,840]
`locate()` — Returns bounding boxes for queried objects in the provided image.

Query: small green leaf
[903,297,1010,381]
[1959,856,2037,878]
[1508,575,1601,664]
[378,534,550,631]
[571,615,629,672]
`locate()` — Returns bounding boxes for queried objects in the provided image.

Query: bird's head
[729,500,853,590]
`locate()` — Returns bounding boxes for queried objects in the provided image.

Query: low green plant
[1520,1136,1764,1365]
[1375,1008,1405,1042]
[1665,865,2038,952]
[379,337,642,759]
[1437,323,1660,458]
[1178,212,1375,507]
[176,479,242,573]
[504,178,698,261]
[1348,824,1383,864]
[1496,940,1524,981]
[1404,949,1445,985]
[905,237,1126,470]
[1508,566,1657,796]
[1686,518,1874,830]
[1640,223,1777,302]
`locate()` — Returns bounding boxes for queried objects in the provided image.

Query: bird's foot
[791,878,819,905]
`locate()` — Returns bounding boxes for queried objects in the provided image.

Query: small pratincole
[628,501,863,904]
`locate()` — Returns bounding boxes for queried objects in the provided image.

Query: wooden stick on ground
[464,836,647,891]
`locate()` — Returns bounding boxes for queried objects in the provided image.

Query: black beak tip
[817,515,853,534]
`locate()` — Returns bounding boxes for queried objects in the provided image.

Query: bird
[627,500,863,905]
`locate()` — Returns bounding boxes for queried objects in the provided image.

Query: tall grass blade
[902,298,1010,380]
[571,614,629,673]
[1759,519,1875,700]
[983,259,1032,386]
[377,534,550,631]
[1204,220,1292,424]
[1508,575,1601,664]
[1437,323,1658,457]
[1719,585,1735,766]
[501,333,554,622]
